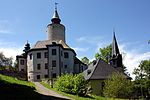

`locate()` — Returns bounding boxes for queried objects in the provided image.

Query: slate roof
[83,58,130,80]
[32,40,70,49]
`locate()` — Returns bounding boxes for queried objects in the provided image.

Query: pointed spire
[51,3,61,24]
[112,30,120,57]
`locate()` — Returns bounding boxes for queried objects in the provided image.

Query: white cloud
[0,40,23,62]
[119,44,150,79]
[0,47,23,62]
[73,47,89,52]
[76,36,104,44]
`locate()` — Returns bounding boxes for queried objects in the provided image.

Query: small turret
[23,41,30,54]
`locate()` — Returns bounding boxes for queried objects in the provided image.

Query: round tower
[47,5,66,43]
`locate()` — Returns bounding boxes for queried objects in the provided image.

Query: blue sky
[0,0,150,78]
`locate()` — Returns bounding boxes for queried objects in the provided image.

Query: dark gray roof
[32,40,70,49]
[112,33,120,56]
[83,58,129,80]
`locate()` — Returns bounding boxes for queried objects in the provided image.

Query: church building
[16,6,87,82]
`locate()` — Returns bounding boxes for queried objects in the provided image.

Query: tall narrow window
[44,52,48,58]
[29,54,32,60]
[37,64,41,70]
[52,49,56,55]
[64,65,67,69]
[20,60,24,65]
[52,60,56,67]
[45,63,48,69]
[37,52,41,59]
[52,73,56,78]
[64,52,69,58]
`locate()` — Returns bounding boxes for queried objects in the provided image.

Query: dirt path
[34,82,72,100]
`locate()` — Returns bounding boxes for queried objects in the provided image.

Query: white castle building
[16,6,87,82]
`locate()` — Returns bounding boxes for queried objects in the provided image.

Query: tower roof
[112,31,120,57]
[51,3,61,24]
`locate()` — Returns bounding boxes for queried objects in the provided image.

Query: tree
[54,74,88,95]
[81,57,89,65]
[103,72,133,98]
[95,44,112,63]
[0,52,13,68]
[133,59,150,98]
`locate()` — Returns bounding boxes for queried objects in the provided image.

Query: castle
[16,6,87,82]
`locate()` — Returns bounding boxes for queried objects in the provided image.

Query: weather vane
[55,2,58,10]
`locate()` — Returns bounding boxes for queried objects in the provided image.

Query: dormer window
[87,70,91,75]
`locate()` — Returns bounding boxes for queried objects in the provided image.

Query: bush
[54,73,88,96]
[103,72,133,98]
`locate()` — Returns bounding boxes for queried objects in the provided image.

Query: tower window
[37,75,40,79]
[45,63,48,69]
[52,49,56,55]
[20,60,25,65]
[29,54,32,60]
[64,52,69,58]
[37,64,41,70]
[44,52,48,58]
[37,52,41,59]
[52,60,56,67]
[52,73,56,78]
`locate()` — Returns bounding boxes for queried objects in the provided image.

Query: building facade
[16,7,87,82]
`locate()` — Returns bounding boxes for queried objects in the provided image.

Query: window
[61,51,63,56]
[21,69,24,72]
[52,49,56,55]
[37,64,41,70]
[20,60,24,65]
[37,75,40,79]
[52,60,56,67]
[37,52,41,59]
[44,52,48,58]
[29,54,32,60]
[52,73,56,78]
[64,52,69,58]
[64,65,67,69]
[45,63,48,69]
[45,75,48,78]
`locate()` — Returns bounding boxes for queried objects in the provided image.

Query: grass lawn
[0,74,46,100]
[41,82,126,100]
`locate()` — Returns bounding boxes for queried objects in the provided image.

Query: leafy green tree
[54,74,88,95]
[133,59,150,97]
[103,72,133,98]
[95,44,112,63]
[81,57,90,65]
[0,52,13,68]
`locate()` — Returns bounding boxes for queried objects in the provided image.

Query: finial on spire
[55,2,58,10]
[51,2,61,24]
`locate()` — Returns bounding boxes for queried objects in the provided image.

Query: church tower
[110,32,123,72]
[47,4,66,43]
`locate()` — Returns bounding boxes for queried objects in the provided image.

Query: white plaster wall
[27,50,48,81]
[18,58,27,72]
[63,50,75,74]
[48,46,60,78]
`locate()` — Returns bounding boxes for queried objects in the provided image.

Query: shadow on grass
[0,80,70,100]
